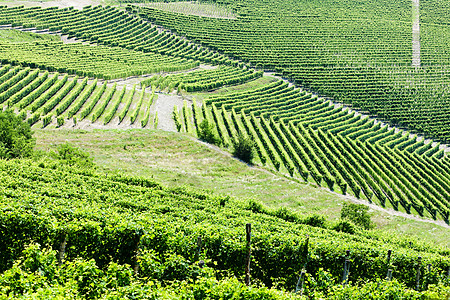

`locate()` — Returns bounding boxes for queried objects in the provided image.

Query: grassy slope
[0,28,60,43]
[34,129,450,248]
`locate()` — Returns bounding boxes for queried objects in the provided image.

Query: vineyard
[174,80,450,224]
[0,158,450,298]
[0,0,449,298]
[133,0,450,143]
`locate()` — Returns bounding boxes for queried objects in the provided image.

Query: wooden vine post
[295,235,309,294]
[416,256,422,291]
[194,236,202,262]
[342,250,350,286]
[386,249,392,280]
[244,223,252,286]
[58,234,68,267]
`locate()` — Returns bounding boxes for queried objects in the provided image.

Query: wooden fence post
[295,270,306,294]
[386,269,393,281]
[244,223,252,286]
[416,256,422,291]
[194,236,202,262]
[58,234,67,267]
[342,250,350,286]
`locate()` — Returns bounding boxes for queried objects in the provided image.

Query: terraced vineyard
[0,0,449,298]
[143,65,263,92]
[0,5,235,65]
[0,65,153,128]
[0,40,199,79]
[134,0,450,143]
[176,80,450,223]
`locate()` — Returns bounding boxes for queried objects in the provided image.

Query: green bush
[332,219,358,234]
[232,133,255,164]
[0,109,35,159]
[341,203,375,230]
[198,119,221,146]
[53,143,94,169]
[302,214,327,228]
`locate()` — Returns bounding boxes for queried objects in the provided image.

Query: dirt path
[153,92,187,131]
[412,0,421,68]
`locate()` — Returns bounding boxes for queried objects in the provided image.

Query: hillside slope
[34,129,450,247]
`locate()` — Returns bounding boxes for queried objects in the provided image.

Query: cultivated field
[0,0,449,298]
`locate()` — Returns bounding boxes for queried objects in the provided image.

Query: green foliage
[135,1,450,142]
[173,105,183,132]
[246,199,268,214]
[0,109,34,159]
[302,214,327,228]
[0,158,450,296]
[53,143,94,169]
[332,219,358,235]
[232,133,255,164]
[341,203,375,230]
[198,119,221,145]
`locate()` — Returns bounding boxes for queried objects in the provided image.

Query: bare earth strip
[412,0,421,68]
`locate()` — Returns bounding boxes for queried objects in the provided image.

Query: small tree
[198,119,221,146]
[340,203,375,230]
[0,110,35,159]
[232,133,254,164]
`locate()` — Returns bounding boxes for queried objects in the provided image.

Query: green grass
[0,28,60,43]
[187,75,278,101]
[34,128,450,248]
[113,1,236,19]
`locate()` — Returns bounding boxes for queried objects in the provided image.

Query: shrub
[273,207,299,222]
[0,109,35,159]
[54,143,94,169]
[341,203,375,230]
[246,199,267,214]
[302,214,327,228]
[232,133,254,164]
[198,119,221,145]
[332,219,357,234]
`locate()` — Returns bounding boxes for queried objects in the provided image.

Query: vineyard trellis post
[133,233,142,275]
[386,249,392,278]
[244,223,252,286]
[342,250,350,286]
[295,271,306,294]
[295,235,309,294]
[416,256,422,291]
[386,269,393,281]
[194,236,202,262]
[58,234,67,267]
